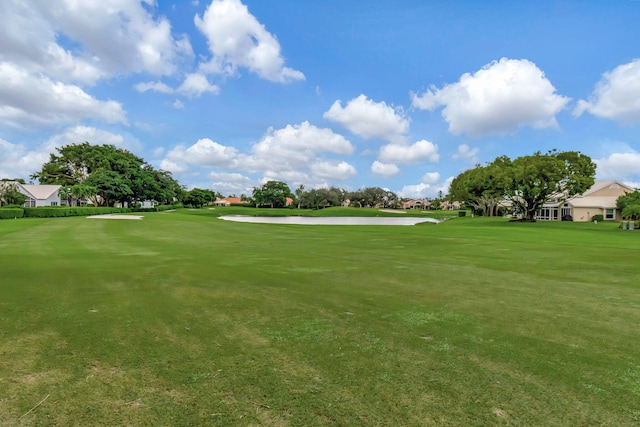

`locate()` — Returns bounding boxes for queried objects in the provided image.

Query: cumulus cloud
[0,62,126,129]
[208,171,256,195]
[412,58,570,137]
[595,152,640,181]
[177,73,220,97]
[324,94,410,143]
[0,138,49,179]
[194,0,304,83]
[311,161,357,181]
[166,138,238,168]
[397,174,453,200]
[135,81,175,94]
[160,121,355,187]
[378,139,439,164]
[452,144,479,163]
[574,59,640,124]
[371,161,400,178]
[46,126,142,153]
[246,121,354,170]
[0,1,191,84]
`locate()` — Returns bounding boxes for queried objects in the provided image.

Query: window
[51,202,58,206]
[605,208,614,220]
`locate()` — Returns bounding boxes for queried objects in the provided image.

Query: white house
[18,184,62,207]
[1,182,62,207]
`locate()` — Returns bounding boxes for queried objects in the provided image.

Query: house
[402,199,430,210]
[214,197,245,206]
[1,182,62,207]
[20,184,62,207]
[536,180,635,222]
[441,200,461,210]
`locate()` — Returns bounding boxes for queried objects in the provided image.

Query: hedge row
[22,207,132,218]
[1,204,184,220]
[0,208,24,219]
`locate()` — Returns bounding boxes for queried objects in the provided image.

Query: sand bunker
[87,214,144,220]
[219,216,440,226]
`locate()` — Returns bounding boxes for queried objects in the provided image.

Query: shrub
[592,214,604,222]
[23,207,131,218]
[0,208,24,219]
[458,211,466,217]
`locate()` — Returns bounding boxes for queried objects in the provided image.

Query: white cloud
[159,158,188,175]
[311,161,357,181]
[0,1,192,84]
[208,171,255,195]
[574,58,640,124]
[324,94,410,143]
[194,0,304,83]
[167,138,238,168]
[46,126,142,153]
[177,73,220,97]
[135,81,174,94]
[161,121,354,187]
[452,144,479,163]
[0,138,49,180]
[421,172,441,184]
[378,139,439,164]
[172,99,185,109]
[0,62,126,129]
[595,152,640,180]
[246,121,354,171]
[371,161,400,178]
[397,174,452,199]
[412,58,570,137]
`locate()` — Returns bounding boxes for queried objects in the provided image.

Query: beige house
[536,180,635,222]
[402,199,430,210]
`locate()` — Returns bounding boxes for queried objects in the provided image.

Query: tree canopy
[252,181,292,208]
[617,190,640,220]
[32,142,181,207]
[449,150,596,220]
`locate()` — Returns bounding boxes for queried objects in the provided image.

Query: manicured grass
[1,208,640,425]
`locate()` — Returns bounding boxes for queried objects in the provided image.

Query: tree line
[12,143,632,221]
[26,143,221,208]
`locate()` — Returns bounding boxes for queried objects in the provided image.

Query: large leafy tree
[506,150,596,221]
[348,187,398,208]
[252,181,292,208]
[617,190,640,220]
[32,142,181,206]
[449,150,596,221]
[181,188,219,208]
[449,157,511,216]
[299,186,346,210]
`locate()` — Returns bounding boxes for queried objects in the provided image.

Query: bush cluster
[592,214,604,222]
[22,207,131,218]
[0,208,25,219]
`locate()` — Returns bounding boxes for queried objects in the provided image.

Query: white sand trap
[87,214,144,220]
[379,209,407,214]
[219,215,441,225]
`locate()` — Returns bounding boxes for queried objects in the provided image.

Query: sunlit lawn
[1,208,639,426]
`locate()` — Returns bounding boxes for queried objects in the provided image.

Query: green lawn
[1,208,640,426]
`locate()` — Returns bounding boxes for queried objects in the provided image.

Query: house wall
[571,207,622,222]
[39,193,61,207]
[572,207,600,222]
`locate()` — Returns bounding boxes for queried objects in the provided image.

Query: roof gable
[19,184,61,200]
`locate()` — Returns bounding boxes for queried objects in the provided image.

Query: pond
[218,215,442,226]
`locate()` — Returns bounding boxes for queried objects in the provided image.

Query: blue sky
[1,0,639,198]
